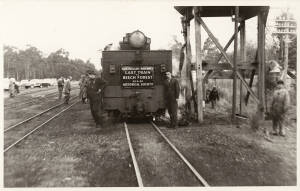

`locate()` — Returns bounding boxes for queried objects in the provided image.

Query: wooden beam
[203,25,242,81]
[245,69,256,105]
[201,62,257,70]
[240,20,246,114]
[195,16,259,104]
[185,15,193,118]
[258,11,266,112]
[287,70,296,79]
[190,70,198,114]
[232,6,239,121]
[194,7,203,122]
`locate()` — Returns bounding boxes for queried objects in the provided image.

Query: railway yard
[3,87,297,187]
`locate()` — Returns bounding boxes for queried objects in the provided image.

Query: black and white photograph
[1,0,298,188]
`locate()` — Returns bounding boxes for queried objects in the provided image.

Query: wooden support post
[194,7,203,123]
[195,16,259,104]
[232,6,239,121]
[190,70,198,113]
[239,20,246,114]
[186,15,193,119]
[257,11,266,117]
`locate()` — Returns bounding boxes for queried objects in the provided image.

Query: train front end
[102,30,172,118]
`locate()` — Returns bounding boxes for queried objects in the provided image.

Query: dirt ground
[4,97,297,187]
[159,105,297,186]
[4,102,136,187]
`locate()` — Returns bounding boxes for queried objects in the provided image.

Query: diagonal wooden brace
[203,25,242,82]
[196,16,259,104]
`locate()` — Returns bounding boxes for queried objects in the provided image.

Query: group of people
[70,69,290,137]
[77,70,107,129]
[163,72,290,137]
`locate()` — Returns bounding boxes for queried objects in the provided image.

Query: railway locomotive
[102,30,172,118]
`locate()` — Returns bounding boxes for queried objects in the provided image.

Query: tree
[202,37,219,64]
[3,46,20,79]
[169,35,184,74]
[3,45,97,80]
[288,36,297,70]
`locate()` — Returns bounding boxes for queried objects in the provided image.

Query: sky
[1,0,299,70]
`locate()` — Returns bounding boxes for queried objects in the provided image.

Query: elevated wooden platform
[175,6,269,20]
[195,61,258,71]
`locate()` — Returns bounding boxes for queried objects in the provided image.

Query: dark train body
[102,30,172,118]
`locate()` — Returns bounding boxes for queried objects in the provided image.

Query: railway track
[124,122,209,187]
[4,98,80,153]
[4,88,80,109]
[4,91,58,109]
[4,86,57,101]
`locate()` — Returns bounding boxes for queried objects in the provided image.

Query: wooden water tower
[175,6,269,123]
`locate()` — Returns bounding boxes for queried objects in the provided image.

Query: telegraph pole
[282,35,291,83]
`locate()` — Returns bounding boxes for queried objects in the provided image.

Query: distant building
[273,12,297,36]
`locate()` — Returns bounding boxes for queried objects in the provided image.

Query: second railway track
[124,122,209,187]
[4,87,80,109]
[4,98,80,153]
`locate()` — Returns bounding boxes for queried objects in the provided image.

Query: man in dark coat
[86,70,107,128]
[270,80,290,136]
[208,86,219,109]
[164,71,180,129]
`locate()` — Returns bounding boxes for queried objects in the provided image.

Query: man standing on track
[64,76,72,104]
[86,70,107,128]
[57,77,64,100]
[164,71,180,129]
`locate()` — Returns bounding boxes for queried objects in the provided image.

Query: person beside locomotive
[63,76,72,104]
[86,70,107,129]
[164,71,180,129]
[79,74,89,104]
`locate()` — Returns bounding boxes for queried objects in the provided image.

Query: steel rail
[4,96,79,132]
[5,91,58,108]
[150,121,210,187]
[124,122,144,187]
[5,87,80,108]
[4,100,80,153]
[12,86,56,97]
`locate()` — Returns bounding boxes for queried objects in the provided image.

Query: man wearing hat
[270,80,290,136]
[86,70,107,128]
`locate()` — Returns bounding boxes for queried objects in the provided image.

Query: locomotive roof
[174,6,269,20]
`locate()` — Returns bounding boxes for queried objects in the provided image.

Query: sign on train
[121,65,154,88]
